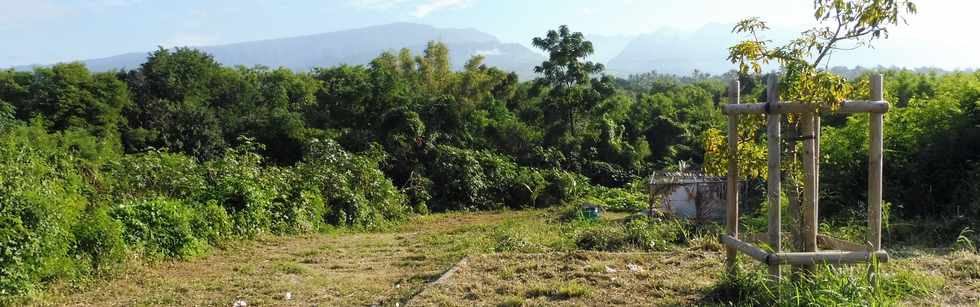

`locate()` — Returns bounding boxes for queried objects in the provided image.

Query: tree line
[1,24,979,298]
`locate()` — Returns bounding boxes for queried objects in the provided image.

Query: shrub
[427,145,563,211]
[539,169,589,207]
[107,149,207,202]
[572,216,687,252]
[0,123,112,296]
[112,198,205,259]
[0,216,36,298]
[583,186,647,212]
[190,200,234,244]
[202,138,276,236]
[70,206,126,273]
[506,168,548,208]
[295,139,409,228]
[575,227,628,251]
[709,262,942,306]
[427,145,493,211]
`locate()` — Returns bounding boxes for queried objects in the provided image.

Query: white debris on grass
[284,292,292,300]
[604,266,617,273]
[626,263,645,272]
[233,300,247,307]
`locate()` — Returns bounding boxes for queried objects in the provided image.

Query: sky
[1,0,978,69]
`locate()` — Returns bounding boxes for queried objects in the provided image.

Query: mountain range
[14,23,547,78]
[11,22,958,79]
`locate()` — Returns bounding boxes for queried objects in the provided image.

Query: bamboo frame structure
[721,74,889,283]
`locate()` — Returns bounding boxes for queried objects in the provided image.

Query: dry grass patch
[410,250,725,306]
[32,210,540,307]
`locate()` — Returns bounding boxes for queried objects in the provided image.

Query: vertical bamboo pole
[801,113,818,272]
[726,80,740,275]
[868,74,884,251]
[814,116,820,237]
[766,75,782,282]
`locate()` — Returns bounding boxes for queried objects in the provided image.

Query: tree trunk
[784,120,805,278]
[569,107,576,137]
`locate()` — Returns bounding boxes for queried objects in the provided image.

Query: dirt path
[35,211,524,306]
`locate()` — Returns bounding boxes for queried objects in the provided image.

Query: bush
[107,149,207,202]
[506,168,548,208]
[583,186,647,212]
[573,216,688,252]
[427,145,494,211]
[425,146,583,211]
[0,123,114,297]
[539,169,589,207]
[112,198,206,259]
[295,139,409,228]
[190,200,234,245]
[709,261,942,306]
[202,138,277,236]
[70,206,126,273]
[0,216,36,298]
[575,227,628,251]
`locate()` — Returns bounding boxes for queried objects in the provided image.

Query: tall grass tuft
[709,259,942,306]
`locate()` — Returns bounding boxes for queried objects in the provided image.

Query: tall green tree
[123,47,225,159]
[9,63,130,140]
[531,25,605,138]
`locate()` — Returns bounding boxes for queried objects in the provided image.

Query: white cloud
[411,0,474,18]
[474,48,502,56]
[579,8,593,16]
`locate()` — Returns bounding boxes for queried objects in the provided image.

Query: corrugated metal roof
[648,171,725,185]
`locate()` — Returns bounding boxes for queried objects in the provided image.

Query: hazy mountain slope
[604,23,930,76]
[606,23,742,76]
[16,23,544,78]
[584,33,635,65]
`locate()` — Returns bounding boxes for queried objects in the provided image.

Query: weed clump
[572,215,693,252]
[707,262,942,306]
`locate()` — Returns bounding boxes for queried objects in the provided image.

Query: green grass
[524,282,592,300]
[708,259,944,306]
[32,207,980,306]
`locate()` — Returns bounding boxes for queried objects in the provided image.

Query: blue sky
[2,0,977,69]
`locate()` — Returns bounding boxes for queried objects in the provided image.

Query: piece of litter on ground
[233,300,247,307]
[605,266,617,273]
[284,292,292,300]
[626,263,645,272]
[395,283,400,289]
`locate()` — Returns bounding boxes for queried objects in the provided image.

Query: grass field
[28,209,980,306]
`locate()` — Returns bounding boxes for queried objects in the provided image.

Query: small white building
[648,171,730,221]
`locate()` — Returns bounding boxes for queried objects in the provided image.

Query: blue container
[581,205,601,220]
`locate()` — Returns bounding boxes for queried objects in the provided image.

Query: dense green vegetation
[1,22,979,304]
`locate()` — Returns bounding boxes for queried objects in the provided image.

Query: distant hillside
[606,23,746,76]
[603,23,971,77]
[16,23,545,79]
[584,33,635,66]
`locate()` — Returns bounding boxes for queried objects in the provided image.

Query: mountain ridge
[13,23,544,78]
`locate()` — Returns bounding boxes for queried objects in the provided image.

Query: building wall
[657,182,727,220]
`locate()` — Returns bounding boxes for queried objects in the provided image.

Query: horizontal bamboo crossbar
[720,235,770,263]
[773,250,889,265]
[817,234,867,251]
[721,235,888,265]
[722,100,889,115]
